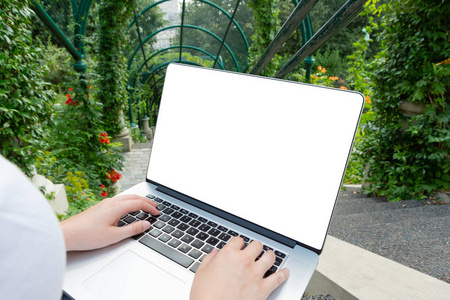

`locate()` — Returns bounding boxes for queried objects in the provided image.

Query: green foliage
[360,0,450,201]
[248,0,281,76]
[97,0,137,135]
[0,0,56,175]
[45,82,125,189]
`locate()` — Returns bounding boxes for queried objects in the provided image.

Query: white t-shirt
[0,155,66,300]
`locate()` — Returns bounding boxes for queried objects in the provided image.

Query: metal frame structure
[31,0,367,130]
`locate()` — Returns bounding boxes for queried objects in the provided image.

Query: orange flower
[318,66,322,70]
[365,95,371,104]
[340,86,348,90]
[89,86,92,89]
[321,68,326,73]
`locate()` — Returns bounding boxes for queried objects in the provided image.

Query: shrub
[0,0,56,175]
[360,0,450,200]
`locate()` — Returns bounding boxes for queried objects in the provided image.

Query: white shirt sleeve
[0,155,66,300]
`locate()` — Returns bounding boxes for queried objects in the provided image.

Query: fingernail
[142,221,151,231]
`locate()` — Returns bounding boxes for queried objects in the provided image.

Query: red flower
[68,88,74,91]
[100,137,106,144]
[106,170,122,183]
[100,184,105,189]
[101,191,109,198]
[100,133,107,137]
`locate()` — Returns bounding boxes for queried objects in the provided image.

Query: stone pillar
[141,117,153,141]
[114,110,133,152]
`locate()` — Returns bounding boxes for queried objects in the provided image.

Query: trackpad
[82,250,186,300]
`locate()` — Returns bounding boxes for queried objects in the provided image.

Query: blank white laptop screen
[147,64,364,251]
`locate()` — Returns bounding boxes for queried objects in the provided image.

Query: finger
[197,248,219,272]
[113,194,158,207]
[261,268,290,296]
[255,250,276,274]
[114,220,151,242]
[243,240,263,259]
[118,199,160,216]
[223,236,245,250]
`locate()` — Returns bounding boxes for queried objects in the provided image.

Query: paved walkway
[119,144,450,292]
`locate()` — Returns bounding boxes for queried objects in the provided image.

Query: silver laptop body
[63,63,364,300]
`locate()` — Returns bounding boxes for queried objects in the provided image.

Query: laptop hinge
[155,184,297,249]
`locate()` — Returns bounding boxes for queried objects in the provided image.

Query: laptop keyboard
[118,194,287,276]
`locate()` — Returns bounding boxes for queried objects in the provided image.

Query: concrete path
[119,145,450,299]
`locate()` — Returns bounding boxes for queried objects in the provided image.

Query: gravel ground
[329,191,450,283]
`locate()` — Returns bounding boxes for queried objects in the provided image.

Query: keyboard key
[189,220,201,228]
[123,216,137,224]
[171,212,183,219]
[181,234,194,244]
[264,266,278,278]
[196,232,209,241]
[275,251,286,258]
[117,220,126,227]
[136,212,149,220]
[159,215,171,222]
[208,228,221,237]
[139,236,194,268]
[168,219,180,226]
[163,208,174,215]
[198,224,211,232]
[157,204,166,211]
[149,228,162,237]
[179,216,192,223]
[177,223,190,231]
[188,249,202,259]
[168,239,182,248]
[188,212,198,218]
[189,262,200,273]
[132,232,145,240]
[171,230,184,239]
[186,228,199,236]
[191,239,205,249]
[146,216,158,224]
[158,234,172,243]
[201,244,214,254]
[154,221,165,229]
[178,244,192,253]
[129,211,140,216]
[217,226,228,232]
[218,233,231,242]
[263,245,273,251]
[171,204,180,210]
[179,209,189,215]
[274,256,283,266]
[162,225,175,234]
[162,201,172,206]
[153,197,162,203]
[198,217,208,223]
[146,194,156,199]
[217,241,226,249]
[207,221,218,227]
[240,235,250,242]
[206,237,219,246]
[228,230,239,236]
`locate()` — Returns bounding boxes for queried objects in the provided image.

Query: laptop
[63,63,364,299]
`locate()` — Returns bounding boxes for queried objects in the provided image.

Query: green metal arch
[127,25,240,72]
[128,0,249,51]
[132,45,225,88]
